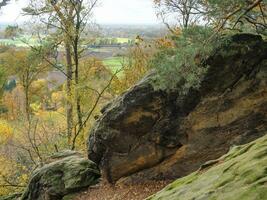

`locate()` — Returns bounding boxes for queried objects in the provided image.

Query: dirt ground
[74,180,170,200]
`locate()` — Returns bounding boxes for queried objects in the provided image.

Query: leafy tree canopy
[154,0,267,35]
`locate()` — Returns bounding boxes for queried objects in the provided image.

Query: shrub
[151,26,215,93]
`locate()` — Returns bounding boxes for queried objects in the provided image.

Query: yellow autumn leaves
[0,156,28,195]
[0,120,13,144]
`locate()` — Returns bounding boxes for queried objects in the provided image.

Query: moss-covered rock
[21,151,100,200]
[0,193,22,200]
[147,133,267,200]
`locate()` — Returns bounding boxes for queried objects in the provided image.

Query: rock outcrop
[88,34,267,183]
[21,151,100,200]
[147,133,267,200]
[88,72,185,182]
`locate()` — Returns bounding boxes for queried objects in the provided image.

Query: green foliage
[0,64,7,101]
[0,0,10,9]
[0,105,8,115]
[205,0,267,35]
[4,26,22,39]
[0,66,6,90]
[3,80,16,92]
[154,0,266,35]
[151,26,214,93]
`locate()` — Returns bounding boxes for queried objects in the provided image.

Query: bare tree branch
[233,0,263,28]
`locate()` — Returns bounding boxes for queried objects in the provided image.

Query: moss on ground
[147,133,267,200]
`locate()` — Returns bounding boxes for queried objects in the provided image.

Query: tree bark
[25,85,30,122]
[65,41,73,144]
[73,36,83,133]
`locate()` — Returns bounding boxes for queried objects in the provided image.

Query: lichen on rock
[147,133,267,200]
[21,151,100,200]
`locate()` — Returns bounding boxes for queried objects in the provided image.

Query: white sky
[0,0,160,25]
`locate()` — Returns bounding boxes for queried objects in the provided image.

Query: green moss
[148,133,267,200]
[21,155,100,200]
[62,193,77,200]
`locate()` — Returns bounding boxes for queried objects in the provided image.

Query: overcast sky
[0,0,160,24]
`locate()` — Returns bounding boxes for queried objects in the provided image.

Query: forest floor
[74,180,171,200]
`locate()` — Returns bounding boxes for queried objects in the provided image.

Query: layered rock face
[21,151,100,200]
[87,73,185,182]
[88,34,267,183]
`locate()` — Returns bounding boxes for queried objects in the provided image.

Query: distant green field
[116,37,131,43]
[93,37,132,45]
[103,57,125,73]
[0,37,131,47]
[0,36,38,47]
[88,48,111,53]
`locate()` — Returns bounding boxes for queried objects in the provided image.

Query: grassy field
[103,57,125,73]
[0,37,132,47]
[116,37,131,43]
[0,36,38,47]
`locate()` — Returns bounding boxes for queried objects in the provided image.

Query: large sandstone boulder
[88,73,188,182]
[88,34,267,183]
[21,151,100,200]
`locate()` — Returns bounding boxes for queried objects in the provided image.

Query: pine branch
[0,0,10,8]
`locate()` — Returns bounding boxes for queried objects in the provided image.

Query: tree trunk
[25,85,30,123]
[73,38,83,132]
[65,42,73,144]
